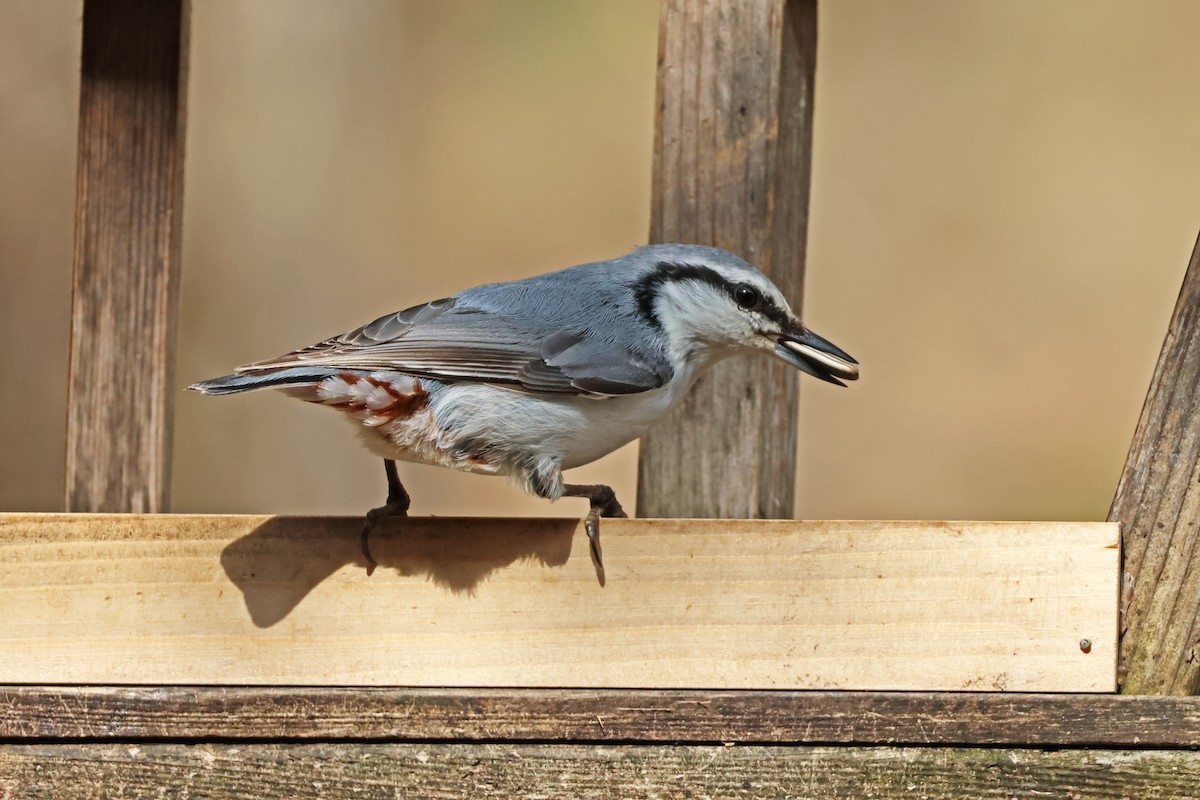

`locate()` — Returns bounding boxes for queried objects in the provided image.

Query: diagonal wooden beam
[66,0,190,512]
[637,0,817,519]
[1110,231,1200,694]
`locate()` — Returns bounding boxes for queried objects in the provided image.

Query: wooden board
[4,688,1198,746]
[1110,231,1200,694]
[2,744,1196,800]
[0,515,1117,690]
[638,0,816,519]
[66,0,189,513]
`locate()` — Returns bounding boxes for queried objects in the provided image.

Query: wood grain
[0,514,1116,690]
[637,0,817,519]
[1110,231,1200,694]
[3,688,1199,746]
[66,0,190,513]
[2,744,1198,799]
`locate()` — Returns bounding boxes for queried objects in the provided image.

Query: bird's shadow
[220,516,579,628]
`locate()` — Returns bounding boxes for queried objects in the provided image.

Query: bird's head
[632,245,859,385]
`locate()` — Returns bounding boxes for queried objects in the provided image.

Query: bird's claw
[584,507,603,568]
[584,500,626,573]
[360,501,408,574]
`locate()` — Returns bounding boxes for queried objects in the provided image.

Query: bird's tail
[188,367,335,396]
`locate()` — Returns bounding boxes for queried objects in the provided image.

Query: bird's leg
[361,458,410,570]
[561,483,626,567]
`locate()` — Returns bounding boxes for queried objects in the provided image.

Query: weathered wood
[1110,232,1200,694]
[4,688,1200,747]
[638,0,817,518]
[66,0,190,513]
[2,744,1198,799]
[0,514,1116,690]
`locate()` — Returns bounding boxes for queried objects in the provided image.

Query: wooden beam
[1110,231,1200,694]
[637,0,817,518]
[2,744,1199,798]
[0,514,1116,690]
[66,0,190,513]
[4,688,1199,746]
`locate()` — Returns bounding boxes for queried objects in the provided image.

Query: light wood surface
[637,0,817,519]
[0,515,1115,690]
[66,0,189,513]
[1110,231,1200,694]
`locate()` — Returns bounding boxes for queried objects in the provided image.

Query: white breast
[423,379,688,471]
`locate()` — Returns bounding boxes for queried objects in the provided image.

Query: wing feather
[237,298,667,396]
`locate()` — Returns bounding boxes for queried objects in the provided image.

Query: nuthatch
[191,244,858,568]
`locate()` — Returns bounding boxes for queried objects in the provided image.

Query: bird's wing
[237,298,668,396]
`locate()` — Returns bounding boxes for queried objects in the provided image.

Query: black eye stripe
[635,261,790,329]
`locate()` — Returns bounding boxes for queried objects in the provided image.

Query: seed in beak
[782,339,860,381]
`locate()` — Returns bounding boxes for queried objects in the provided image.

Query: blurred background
[3,1,1200,522]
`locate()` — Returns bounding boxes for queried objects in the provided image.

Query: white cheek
[658,283,744,345]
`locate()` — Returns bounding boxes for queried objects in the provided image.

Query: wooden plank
[1110,231,1200,694]
[2,744,1198,799]
[0,515,1116,690]
[637,0,817,519]
[66,0,190,513]
[3,688,1199,746]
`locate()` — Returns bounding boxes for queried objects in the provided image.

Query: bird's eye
[733,283,760,310]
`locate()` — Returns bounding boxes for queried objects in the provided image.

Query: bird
[189,244,858,569]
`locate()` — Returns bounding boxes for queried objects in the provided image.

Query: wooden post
[66,0,190,513]
[1110,231,1200,694]
[637,0,817,519]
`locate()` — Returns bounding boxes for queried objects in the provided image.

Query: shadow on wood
[220,517,577,627]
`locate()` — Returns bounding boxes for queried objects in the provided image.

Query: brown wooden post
[66,0,190,513]
[637,0,817,519]
[1110,231,1200,694]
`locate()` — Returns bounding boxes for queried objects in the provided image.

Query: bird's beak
[773,324,859,386]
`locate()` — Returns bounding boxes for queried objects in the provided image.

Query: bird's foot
[582,507,605,568]
[362,459,412,575]
[563,483,626,573]
[360,501,409,573]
